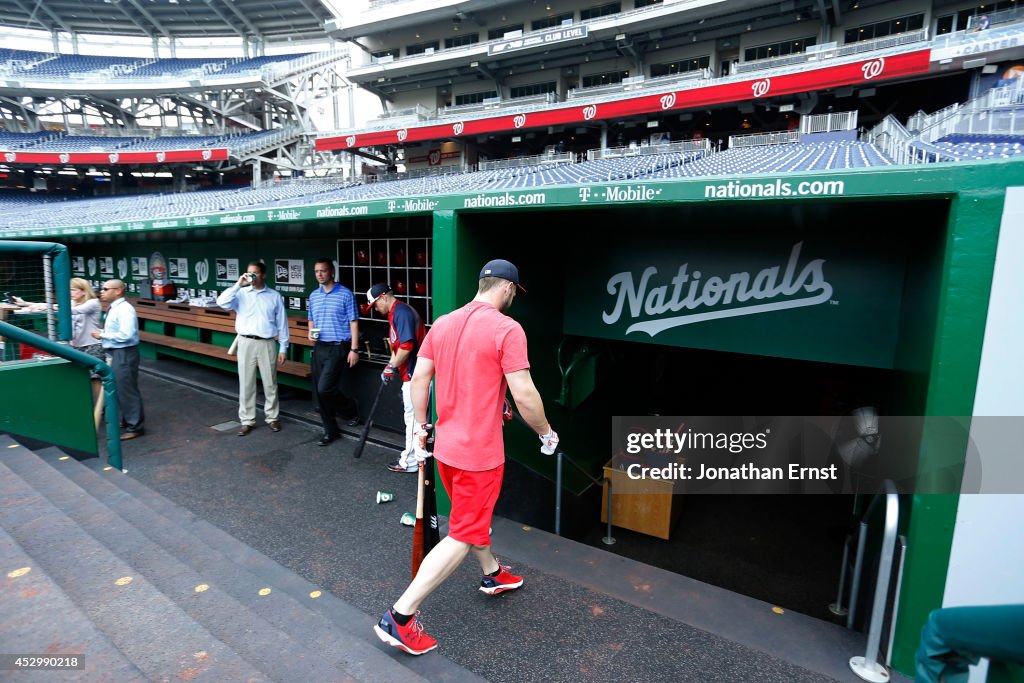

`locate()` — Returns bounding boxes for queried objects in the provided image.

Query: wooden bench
[134,299,311,378]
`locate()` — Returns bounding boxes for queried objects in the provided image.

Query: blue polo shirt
[307,283,358,342]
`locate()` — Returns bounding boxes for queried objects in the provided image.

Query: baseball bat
[352,377,388,459]
[411,459,427,579]
[227,334,239,356]
[423,457,441,550]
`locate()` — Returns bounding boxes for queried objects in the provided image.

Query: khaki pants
[237,336,279,425]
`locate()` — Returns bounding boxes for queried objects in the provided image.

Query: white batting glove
[539,429,559,455]
[413,423,433,462]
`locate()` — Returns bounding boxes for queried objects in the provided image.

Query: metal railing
[843,480,901,682]
[479,151,573,170]
[587,138,711,160]
[0,320,124,471]
[510,411,613,542]
[0,240,123,471]
[729,130,800,149]
[866,115,917,165]
[801,110,858,134]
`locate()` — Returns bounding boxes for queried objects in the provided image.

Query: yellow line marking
[772,606,785,615]
[59,456,70,461]
[7,567,31,578]
[258,588,272,596]
[309,590,322,599]
[195,584,209,593]
[115,576,133,586]
[103,466,113,471]
[7,444,19,449]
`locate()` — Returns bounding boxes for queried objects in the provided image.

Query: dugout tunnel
[449,196,951,624]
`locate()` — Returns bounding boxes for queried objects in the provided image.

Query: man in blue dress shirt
[217,261,290,436]
[307,257,360,446]
[92,279,144,440]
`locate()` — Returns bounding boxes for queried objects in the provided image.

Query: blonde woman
[70,278,106,427]
[70,278,103,357]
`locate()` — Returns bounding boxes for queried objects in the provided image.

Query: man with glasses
[92,279,144,440]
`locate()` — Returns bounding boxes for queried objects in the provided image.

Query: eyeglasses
[100,287,118,292]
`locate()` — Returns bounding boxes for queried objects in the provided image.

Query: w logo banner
[582,104,598,120]
[345,135,356,147]
[397,129,408,142]
[861,57,885,80]
[513,114,527,128]
[660,93,676,110]
[751,79,771,98]
[453,122,464,135]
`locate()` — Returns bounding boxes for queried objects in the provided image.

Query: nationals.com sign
[318,50,929,150]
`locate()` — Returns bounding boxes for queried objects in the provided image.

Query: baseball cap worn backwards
[479,259,526,293]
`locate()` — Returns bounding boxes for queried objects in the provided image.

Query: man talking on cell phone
[373,259,559,656]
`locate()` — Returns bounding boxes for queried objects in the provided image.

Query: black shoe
[347,416,361,427]
[238,424,255,437]
[268,421,281,432]
[318,433,338,446]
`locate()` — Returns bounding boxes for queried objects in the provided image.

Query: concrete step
[0,524,146,683]
[76,448,487,683]
[3,441,359,683]
[33,446,423,679]
[0,451,268,681]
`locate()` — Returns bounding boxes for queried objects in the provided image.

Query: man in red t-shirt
[365,282,426,473]
[374,259,560,656]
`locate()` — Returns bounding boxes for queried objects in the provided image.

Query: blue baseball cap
[479,259,526,293]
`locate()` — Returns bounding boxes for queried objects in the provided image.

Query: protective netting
[0,253,58,361]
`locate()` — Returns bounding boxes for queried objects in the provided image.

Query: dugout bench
[134,299,313,388]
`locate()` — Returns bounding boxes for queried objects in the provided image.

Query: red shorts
[436,460,504,546]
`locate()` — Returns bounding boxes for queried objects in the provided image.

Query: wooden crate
[601,460,682,540]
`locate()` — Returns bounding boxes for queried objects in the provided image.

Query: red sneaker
[479,564,523,595]
[374,609,438,655]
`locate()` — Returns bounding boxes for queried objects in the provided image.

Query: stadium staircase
[0,433,479,682]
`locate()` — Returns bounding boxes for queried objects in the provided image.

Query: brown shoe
[238,424,255,437]
[120,431,144,441]
[268,421,282,432]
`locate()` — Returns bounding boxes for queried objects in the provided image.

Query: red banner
[317,50,931,151]
[0,148,229,165]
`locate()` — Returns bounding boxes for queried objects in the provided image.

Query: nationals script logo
[660,93,676,110]
[397,129,408,142]
[582,104,598,120]
[513,114,527,128]
[156,152,166,163]
[202,149,213,160]
[601,242,833,337]
[4,152,14,163]
[59,153,70,164]
[861,57,885,80]
[345,135,357,147]
[108,153,119,164]
[453,121,464,135]
[751,78,771,98]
